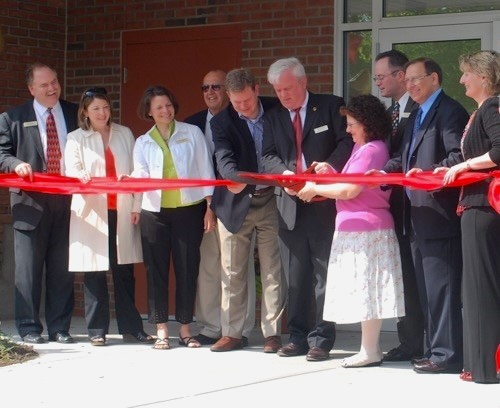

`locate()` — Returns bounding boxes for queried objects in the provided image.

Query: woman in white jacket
[65,87,152,346]
[133,85,215,349]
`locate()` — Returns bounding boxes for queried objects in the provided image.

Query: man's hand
[14,162,33,181]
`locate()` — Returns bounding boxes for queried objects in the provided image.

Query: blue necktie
[406,108,422,172]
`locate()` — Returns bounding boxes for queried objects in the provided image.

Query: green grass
[0,330,38,367]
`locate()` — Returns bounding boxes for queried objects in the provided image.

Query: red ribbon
[1,170,499,213]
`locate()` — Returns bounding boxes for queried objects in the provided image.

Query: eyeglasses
[201,84,223,93]
[84,87,107,97]
[404,74,432,85]
[346,121,359,128]
[372,70,400,82]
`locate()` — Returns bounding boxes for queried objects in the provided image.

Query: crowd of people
[0,51,498,384]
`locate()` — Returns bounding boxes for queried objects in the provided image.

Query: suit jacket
[261,92,353,230]
[0,99,78,230]
[184,109,208,133]
[384,90,469,239]
[210,96,279,233]
[387,97,418,236]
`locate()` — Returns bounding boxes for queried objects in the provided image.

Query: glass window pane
[344,0,372,22]
[385,0,500,17]
[344,31,372,101]
[395,39,481,113]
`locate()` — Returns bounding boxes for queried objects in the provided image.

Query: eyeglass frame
[201,84,223,93]
[84,87,108,97]
[403,74,432,86]
[372,70,400,83]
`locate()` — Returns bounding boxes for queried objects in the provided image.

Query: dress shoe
[210,336,243,352]
[277,342,308,357]
[413,359,462,374]
[49,331,74,344]
[411,356,428,365]
[306,346,330,362]
[194,333,220,345]
[242,336,249,348]
[123,331,155,344]
[263,336,282,353]
[22,332,45,344]
[384,346,416,362]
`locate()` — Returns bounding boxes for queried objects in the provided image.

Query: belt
[252,186,274,196]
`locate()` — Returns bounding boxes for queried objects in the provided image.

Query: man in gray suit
[262,57,353,361]
[0,62,78,344]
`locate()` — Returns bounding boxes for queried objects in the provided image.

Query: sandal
[153,338,170,350]
[178,334,201,348]
[459,371,473,382]
[90,336,106,346]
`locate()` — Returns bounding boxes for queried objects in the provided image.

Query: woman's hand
[436,163,467,185]
[297,181,317,202]
[313,161,336,175]
[131,212,140,225]
[117,174,129,181]
[203,206,216,233]
[78,170,91,183]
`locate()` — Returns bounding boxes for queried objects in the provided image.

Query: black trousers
[14,193,74,337]
[140,202,205,325]
[83,210,144,338]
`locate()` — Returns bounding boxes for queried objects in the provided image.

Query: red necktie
[46,108,61,174]
[293,108,303,173]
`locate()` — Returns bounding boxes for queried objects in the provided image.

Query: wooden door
[121,24,242,314]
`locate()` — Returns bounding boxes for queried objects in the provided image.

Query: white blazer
[132,120,215,212]
[64,123,143,272]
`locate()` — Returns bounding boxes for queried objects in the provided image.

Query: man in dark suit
[378,57,468,373]
[374,50,425,362]
[184,69,256,346]
[0,62,78,344]
[209,68,285,353]
[262,57,353,361]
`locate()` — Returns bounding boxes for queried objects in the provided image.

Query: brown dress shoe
[306,346,330,361]
[263,336,282,353]
[210,336,243,352]
[277,342,308,357]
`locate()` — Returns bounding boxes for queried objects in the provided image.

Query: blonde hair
[459,50,500,96]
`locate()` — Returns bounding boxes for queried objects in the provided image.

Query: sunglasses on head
[201,84,222,93]
[84,87,107,97]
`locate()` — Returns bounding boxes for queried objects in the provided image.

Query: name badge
[23,121,38,128]
[402,112,411,119]
[176,138,188,144]
[314,125,328,134]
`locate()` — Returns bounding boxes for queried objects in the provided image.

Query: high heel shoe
[178,334,201,348]
[90,336,106,346]
[459,371,473,382]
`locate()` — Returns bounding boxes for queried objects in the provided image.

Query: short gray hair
[267,57,306,84]
[225,68,256,93]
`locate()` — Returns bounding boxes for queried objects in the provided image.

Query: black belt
[252,186,273,196]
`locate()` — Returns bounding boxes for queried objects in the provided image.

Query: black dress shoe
[23,332,45,344]
[49,331,74,344]
[123,331,154,344]
[277,342,308,357]
[413,359,462,374]
[194,333,219,345]
[384,347,413,362]
[306,346,330,362]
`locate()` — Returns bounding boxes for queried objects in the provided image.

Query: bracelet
[466,159,472,171]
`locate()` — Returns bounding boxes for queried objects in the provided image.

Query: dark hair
[25,62,57,86]
[375,50,409,70]
[78,87,112,130]
[225,68,256,93]
[405,57,443,85]
[137,85,179,120]
[340,94,391,142]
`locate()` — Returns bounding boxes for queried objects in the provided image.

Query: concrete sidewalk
[0,317,498,408]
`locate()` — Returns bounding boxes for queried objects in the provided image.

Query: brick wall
[1,0,336,319]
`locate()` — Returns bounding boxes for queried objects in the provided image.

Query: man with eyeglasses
[0,62,78,344]
[373,50,425,364]
[184,70,256,347]
[370,57,469,374]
